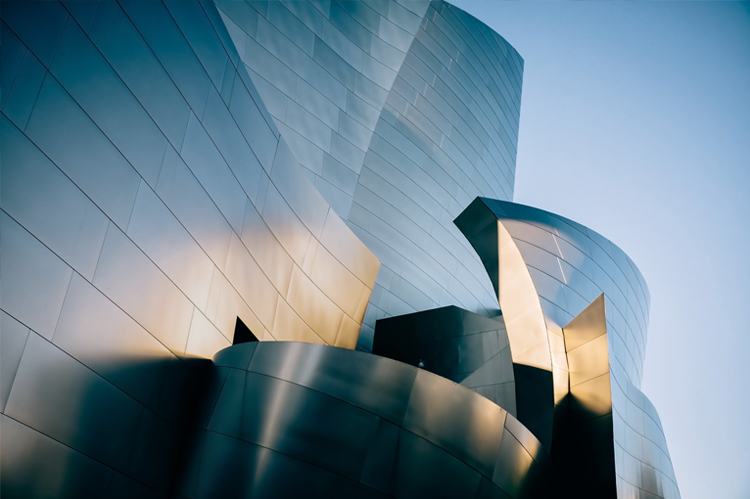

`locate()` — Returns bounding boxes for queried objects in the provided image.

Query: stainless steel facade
[216,0,523,351]
[0,1,678,498]
[454,198,680,498]
[179,341,547,498]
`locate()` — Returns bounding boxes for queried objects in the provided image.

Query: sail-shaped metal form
[454,198,680,498]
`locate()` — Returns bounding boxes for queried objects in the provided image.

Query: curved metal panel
[215,1,525,353]
[455,200,556,448]
[348,2,524,351]
[1,1,381,496]
[469,198,650,384]
[0,1,681,498]
[455,198,680,498]
[552,294,617,498]
[216,0,431,220]
[372,305,516,415]
[179,341,548,499]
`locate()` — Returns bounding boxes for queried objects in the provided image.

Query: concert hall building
[0,1,680,497]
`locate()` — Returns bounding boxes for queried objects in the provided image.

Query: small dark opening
[233,317,258,345]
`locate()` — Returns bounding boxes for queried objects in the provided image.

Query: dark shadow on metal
[372,306,506,381]
[453,199,501,297]
[0,356,213,499]
[551,393,616,499]
[177,341,550,499]
[372,305,520,417]
[232,317,258,345]
[549,294,616,498]
[513,365,554,452]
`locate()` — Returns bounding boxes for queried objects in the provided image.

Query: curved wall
[215,1,524,351]
[0,2,681,498]
[348,1,524,350]
[475,199,649,386]
[1,1,378,495]
[215,0,431,220]
[456,198,679,499]
[372,306,517,415]
[181,341,547,499]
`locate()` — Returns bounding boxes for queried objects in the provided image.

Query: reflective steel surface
[554,295,617,497]
[0,1,379,496]
[1,1,679,498]
[372,305,517,415]
[347,2,523,351]
[1,0,380,356]
[210,0,524,353]
[456,198,681,498]
[178,341,548,499]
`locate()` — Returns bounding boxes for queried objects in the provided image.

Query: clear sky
[451,1,750,498]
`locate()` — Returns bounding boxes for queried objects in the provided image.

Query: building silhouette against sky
[0,1,679,497]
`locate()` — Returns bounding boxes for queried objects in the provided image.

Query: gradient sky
[450,2,750,498]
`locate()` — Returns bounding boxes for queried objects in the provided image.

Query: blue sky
[451,2,750,498]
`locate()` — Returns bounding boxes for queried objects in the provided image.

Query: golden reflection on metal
[552,367,569,405]
[269,295,319,344]
[563,294,607,350]
[563,294,612,416]
[571,373,611,416]
[319,208,381,287]
[309,243,365,317]
[504,414,542,460]
[492,427,535,495]
[255,206,379,350]
[285,266,342,344]
[496,221,551,371]
[403,370,507,474]
[455,202,560,447]
[459,206,614,421]
[198,341,548,497]
[334,315,361,349]
[184,308,232,359]
[548,334,570,405]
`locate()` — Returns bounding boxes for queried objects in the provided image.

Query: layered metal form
[455,199,680,499]
[215,0,430,220]
[349,2,523,350]
[1,1,680,498]
[1,1,378,496]
[372,306,517,416]
[215,0,523,350]
[179,341,547,499]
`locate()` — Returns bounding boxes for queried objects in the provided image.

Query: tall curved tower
[216,0,523,350]
[0,1,679,498]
